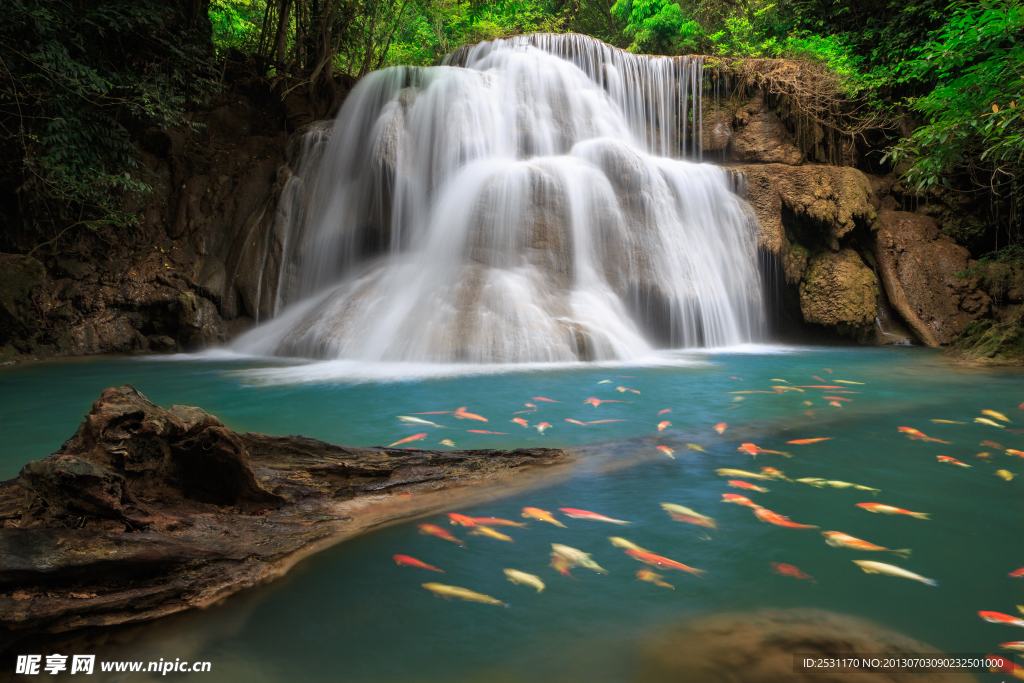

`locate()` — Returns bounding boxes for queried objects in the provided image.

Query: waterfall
[233,33,767,363]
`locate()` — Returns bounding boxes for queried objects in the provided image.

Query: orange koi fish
[753,507,819,529]
[897,426,952,444]
[787,438,832,445]
[418,524,465,546]
[388,433,428,448]
[795,385,844,389]
[658,409,672,415]
[721,493,760,508]
[532,397,560,402]
[513,404,537,414]
[549,554,574,577]
[447,513,477,527]
[468,526,513,542]
[987,654,1024,680]
[625,549,705,576]
[983,409,1011,422]
[729,376,742,380]
[771,562,816,583]
[511,418,529,427]
[828,401,843,408]
[393,555,444,572]
[760,467,790,480]
[657,421,671,431]
[584,397,627,407]
[453,407,488,422]
[855,503,929,519]
[821,531,911,558]
[471,517,528,528]
[559,508,631,525]
[728,479,768,493]
[522,507,566,527]
[466,430,508,434]
[813,375,828,382]
[1010,567,1024,578]
[982,440,1005,450]
[565,418,588,426]
[586,419,627,424]
[936,455,971,468]
[1000,642,1024,652]
[980,612,1024,628]
[535,422,552,434]
[822,396,852,402]
[636,569,674,589]
[713,422,728,434]
[738,443,792,458]
[656,445,675,459]
[1008,449,1024,458]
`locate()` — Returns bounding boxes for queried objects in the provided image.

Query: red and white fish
[559,507,631,525]
[982,440,1006,450]
[936,455,970,468]
[658,409,672,415]
[721,493,760,508]
[470,517,528,528]
[565,418,588,426]
[657,421,671,432]
[625,549,705,576]
[897,426,952,444]
[418,524,465,546]
[511,418,529,427]
[856,503,930,519]
[771,562,816,583]
[584,397,627,407]
[453,407,488,422]
[760,467,791,481]
[532,397,560,403]
[713,422,727,434]
[393,554,444,572]
[447,513,477,527]
[987,654,1024,680]
[1000,642,1024,652]
[728,479,768,493]
[1010,567,1024,578]
[828,401,843,408]
[980,611,1024,628]
[656,445,675,459]
[535,422,552,434]
[738,443,792,458]
[787,438,832,445]
[822,396,852,402]
[821,531,911,558]
[513,403,537,414]
[466,430,508,434]
[388,433,428,448]
[586,419,627,424]
[1007,448,1024,458]
[754,507,819,529]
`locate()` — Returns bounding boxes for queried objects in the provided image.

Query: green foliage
[611,0,702,55]
[210,0,266,54]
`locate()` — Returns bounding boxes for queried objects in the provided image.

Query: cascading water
[234,34,767,363]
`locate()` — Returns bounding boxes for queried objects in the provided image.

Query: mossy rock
[798,248,878,342]
[946,318,1024,365]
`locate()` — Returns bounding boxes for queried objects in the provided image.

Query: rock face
[799,248,878,341]
[730,94,803,166]
[875,210,990,345]
[0,386,569,646]
[946,316,1024,365]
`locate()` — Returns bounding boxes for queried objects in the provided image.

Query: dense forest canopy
[0,0,1021,263]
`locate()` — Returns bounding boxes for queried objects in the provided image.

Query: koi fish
[514,403,538,414]
[439,439,456,447]
[549,553,574,577]
[795,385,845,389]
[930,419,965,424]
[771,379,788,383]
[802,401,814,406]
[660,503,717,528]
[504,569,545,593]
[983,440,1006,450]
[532,397,560,402]
[713,422,727,434]
[987,654,1024,680]
[522,507,566,527]
[983,409,1011,422]
[393,555,444,572]
[598,380,612,384]
[559,508,631,525]
[738,443,792,458]
[977,417,1006,429]
[856,503,929,519]
[976,451,993,459]
[625,549,705,576]
[616,386,628,392]
[1000,642,1024,652]
[897,426,952,443]
[469,526,514,542]
[657,421,671,431]
[398,416,448,427]
[834,380,864,385]
[472,517,528,528]
[535,422,552,434]
[787,438,832,445]
[389,433,428,447]
[721,493,760,508]
[853,561,937,586]
[998,470,1016,480]
[936,455,970,468]
[551,544,608,574]
[771,562,816,583]
[586,419,628,424]
[584,397,627,407]
[1010,567,1024,578]
[728,376,741,380]
[828,401,843,408]
[658,409,672,415]
[1008,449,1024,458]
[813,375,828,382]
[453,407,488,422]
[418,524,465,546]
[760,467,791,481]
[821,531,911,558]
[980,612,1024,628]
[512,418,529,427]
[754,507,819,529]
[447,513,477,526]
[728,479,768,493]
[565,419,588,426]
[422,583,506,606]
[637,568,674,589]
[466,430,508,434]
[823,396,852,402]
[773,386,804,393]
[715,468,774,480]
[656,445,675,459]
[609,537,648,552]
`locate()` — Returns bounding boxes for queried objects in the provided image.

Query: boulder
[875,210,990,345]
[730,94,803,165]
[799,248,878,341]
[176,291,224,349]
[946,316,1024,365]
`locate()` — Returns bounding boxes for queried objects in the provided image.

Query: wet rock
[799,248,878,341]
[946,316,1024,366]
[731,94,803,165]
[0,386,570,645]
[702,110,733,152]
[0,254,45,344]
[176,291,224,349]
[875,210,990,345]
[736,164,875,253]
[635,608,975,683]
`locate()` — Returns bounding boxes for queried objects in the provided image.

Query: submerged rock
[0,386,569,647]
[635,608,975,683]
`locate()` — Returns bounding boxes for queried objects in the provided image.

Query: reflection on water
[1,346,1021,681]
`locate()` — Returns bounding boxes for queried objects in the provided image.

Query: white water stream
[234,34,766,362]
